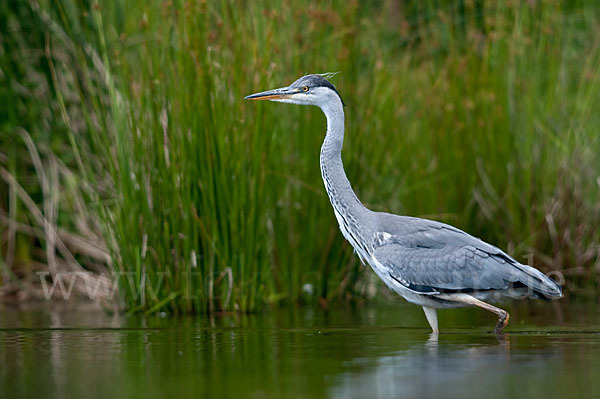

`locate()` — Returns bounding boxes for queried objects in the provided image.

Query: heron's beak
[244,87,299,101]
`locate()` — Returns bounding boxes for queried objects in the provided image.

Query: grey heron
[245,74,562,333]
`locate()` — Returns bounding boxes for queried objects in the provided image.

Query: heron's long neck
[319,100,371,230]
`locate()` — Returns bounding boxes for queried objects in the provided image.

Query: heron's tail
[513,263,563,299]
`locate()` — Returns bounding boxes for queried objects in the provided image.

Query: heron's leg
[422,306,439,333]
[437,293,509,333]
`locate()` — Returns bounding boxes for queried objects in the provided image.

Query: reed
[2,0,599,311]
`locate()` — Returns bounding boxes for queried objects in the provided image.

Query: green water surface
[1,302,599,398]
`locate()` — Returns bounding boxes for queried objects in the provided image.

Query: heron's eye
[302,86,309,92]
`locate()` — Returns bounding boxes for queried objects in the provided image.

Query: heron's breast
[332,208,370,264]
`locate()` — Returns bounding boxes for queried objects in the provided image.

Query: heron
[245,74,562,333]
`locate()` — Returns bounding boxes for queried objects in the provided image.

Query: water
[1,301,599,398]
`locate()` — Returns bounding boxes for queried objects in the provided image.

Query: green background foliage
[1,0,599,313]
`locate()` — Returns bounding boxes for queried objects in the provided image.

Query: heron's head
[245,74,344,108]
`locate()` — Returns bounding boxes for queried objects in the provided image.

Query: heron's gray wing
[373,241,519,294]
[372,216,562,297]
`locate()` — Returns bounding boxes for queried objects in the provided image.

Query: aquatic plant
[1,0,599,312]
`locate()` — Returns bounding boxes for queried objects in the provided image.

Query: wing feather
[372,214,562,298]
